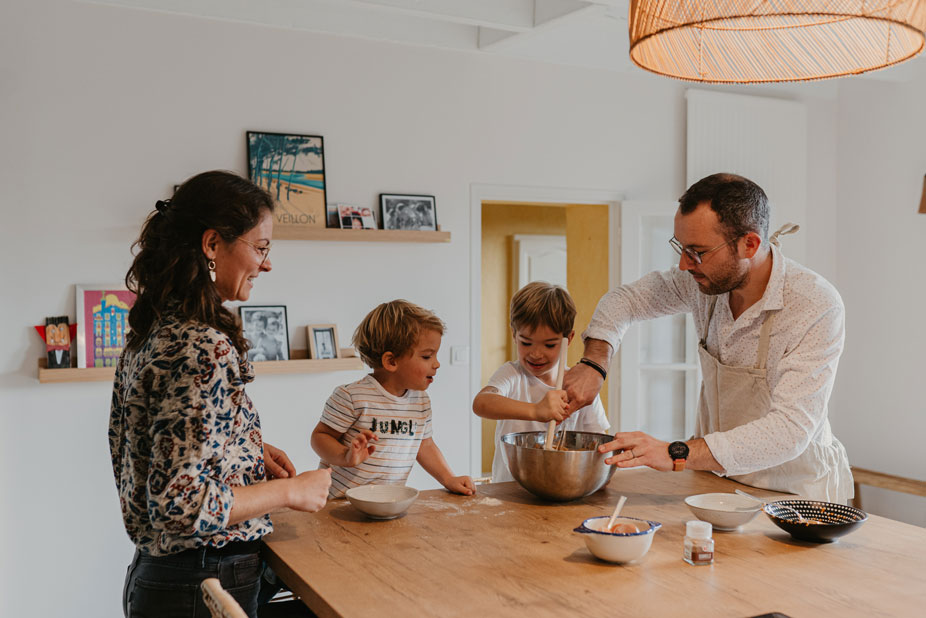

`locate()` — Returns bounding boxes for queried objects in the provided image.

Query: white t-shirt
[486,361,610,482]
[319,374,433,498]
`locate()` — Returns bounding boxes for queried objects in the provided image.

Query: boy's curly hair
[352,300,445,368]
[509,281,576,337]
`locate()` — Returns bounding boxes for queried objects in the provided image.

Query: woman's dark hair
[678,173,769,242]
[125,170,274,354]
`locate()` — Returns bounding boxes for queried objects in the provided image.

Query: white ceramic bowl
[684,493,762,531]
[345,484,419,520]
[573,516,662,563]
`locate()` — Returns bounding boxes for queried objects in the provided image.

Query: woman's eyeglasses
[238,238,272,267]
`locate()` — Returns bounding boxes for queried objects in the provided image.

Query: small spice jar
[683,520,714,565]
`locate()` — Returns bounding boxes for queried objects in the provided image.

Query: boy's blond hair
[352,299,445,368]
[509,281,576,337]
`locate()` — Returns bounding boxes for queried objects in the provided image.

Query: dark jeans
[123,542,264,618]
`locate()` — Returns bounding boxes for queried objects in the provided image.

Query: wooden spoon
[544,338,569,451]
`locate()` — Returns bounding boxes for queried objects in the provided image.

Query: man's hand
[562,338,612,414]
[598,431,672,471]
[264,442,297,479]
[562,363,604,414]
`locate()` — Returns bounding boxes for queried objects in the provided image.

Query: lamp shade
[629,1,926,83]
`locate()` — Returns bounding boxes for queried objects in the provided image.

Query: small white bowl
[345,484,419,520]
[573,516,662,563]
[685,492,762,531]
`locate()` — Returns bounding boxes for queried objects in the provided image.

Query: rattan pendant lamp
[628,1,926,83]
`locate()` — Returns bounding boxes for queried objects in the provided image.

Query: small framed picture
[239,305,290,362]
[307,324,340,360]
[326,203,340,228]
[75,284,137,368]
[380,194,437,231]
[338,204,377,230]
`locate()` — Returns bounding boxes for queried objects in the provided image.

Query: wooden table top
[262,469,926,618]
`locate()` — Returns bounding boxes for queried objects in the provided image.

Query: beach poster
[247,132,327,231]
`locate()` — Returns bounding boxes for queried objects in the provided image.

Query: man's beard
[692,258,749,296]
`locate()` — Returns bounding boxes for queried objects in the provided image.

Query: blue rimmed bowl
[573,515,662,563]
[763,499,867,543]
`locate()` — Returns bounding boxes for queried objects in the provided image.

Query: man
[564,173,853,503]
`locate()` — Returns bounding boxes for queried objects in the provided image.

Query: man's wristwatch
[668,441,689,471]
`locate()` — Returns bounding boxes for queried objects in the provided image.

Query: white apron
[694,293,853,504]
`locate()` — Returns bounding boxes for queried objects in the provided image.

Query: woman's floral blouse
[109,311,271,556]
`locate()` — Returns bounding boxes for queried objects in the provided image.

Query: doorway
[479,201,610,474]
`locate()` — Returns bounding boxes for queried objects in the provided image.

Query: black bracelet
[578,357,607,380]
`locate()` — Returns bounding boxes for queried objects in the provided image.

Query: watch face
[668,441,689,460]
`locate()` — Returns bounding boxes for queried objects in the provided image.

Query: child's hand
[533,389,569,423]
[444,475,476,496]
[344,430,378,467]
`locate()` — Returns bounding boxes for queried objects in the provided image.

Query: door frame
[468,183,623,476]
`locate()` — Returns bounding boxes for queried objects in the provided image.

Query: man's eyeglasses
[239,238,272,267]
[669,236,733,265]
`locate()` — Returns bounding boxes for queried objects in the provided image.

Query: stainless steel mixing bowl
[501,431,617,501]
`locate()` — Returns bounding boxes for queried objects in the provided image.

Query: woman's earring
[208,260,217,283]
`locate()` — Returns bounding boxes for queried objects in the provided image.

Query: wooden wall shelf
[37,349,363,383]
[273,227,450,243]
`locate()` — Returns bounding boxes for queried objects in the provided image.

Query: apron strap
[700,297,719,347]
[769,222,800,247]
[756,311,776,370]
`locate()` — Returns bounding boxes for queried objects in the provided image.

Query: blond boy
[311,300,474,498]
[473,282,610,482]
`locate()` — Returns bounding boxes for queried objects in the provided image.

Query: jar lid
[686,520,712,539]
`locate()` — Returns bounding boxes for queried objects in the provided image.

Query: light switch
[450,346,470,365]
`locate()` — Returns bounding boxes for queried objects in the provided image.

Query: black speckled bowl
[763,499,868,543]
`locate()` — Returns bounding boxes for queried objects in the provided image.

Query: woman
[109,171,331,617]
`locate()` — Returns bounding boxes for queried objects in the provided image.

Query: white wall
[0,1,913,617]
[830,78,926,524]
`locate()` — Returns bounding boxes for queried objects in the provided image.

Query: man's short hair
[510,281,576,337]
[679,173,770,242]
[352,299,445,368]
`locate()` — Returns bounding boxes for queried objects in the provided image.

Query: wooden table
[262,469,926,617]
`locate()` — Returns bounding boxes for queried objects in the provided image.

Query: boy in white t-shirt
[473,282,610,482]
[311,300,475,498]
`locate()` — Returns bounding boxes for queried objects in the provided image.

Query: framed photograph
[380,194,437,231]
[239,305,290,362]
[75,285,137,369]
[337,204,377,230]
[247,131,327,232]
[307,324,340,360]
[326,203,340,228]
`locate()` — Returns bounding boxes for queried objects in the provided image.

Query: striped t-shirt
[319,374,433,498]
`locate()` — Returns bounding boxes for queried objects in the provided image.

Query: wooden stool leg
[852,481,862,509]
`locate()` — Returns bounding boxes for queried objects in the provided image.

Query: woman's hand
[344,430,378,467]
[264,442,297,479]
[287,469,332,512]
[533,389,569,423]
[443,475,476,496]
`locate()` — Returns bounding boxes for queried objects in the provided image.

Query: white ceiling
[84,0,925,82]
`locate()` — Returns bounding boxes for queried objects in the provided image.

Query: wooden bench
[851,466,926,510]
